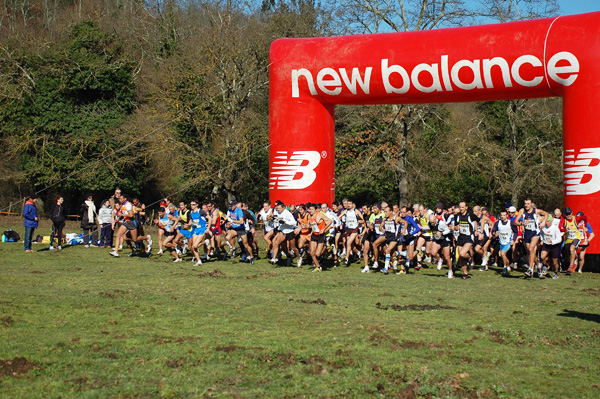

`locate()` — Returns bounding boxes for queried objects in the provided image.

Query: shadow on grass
[557,309,600,324]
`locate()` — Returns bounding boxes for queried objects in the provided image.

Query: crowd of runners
[100,190,594,280]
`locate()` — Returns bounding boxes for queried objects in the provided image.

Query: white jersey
[276,209,297,235]
[258,208,275,232]
[541,224,563,245]
[496,220,514,246]
[326,210,341,235]
[344,209,359,229]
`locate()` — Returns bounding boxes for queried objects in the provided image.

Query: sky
[558,0,600,16]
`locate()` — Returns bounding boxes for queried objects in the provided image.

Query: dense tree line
[0,0,563,214]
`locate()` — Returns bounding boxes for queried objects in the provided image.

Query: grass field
[1,218,600,398]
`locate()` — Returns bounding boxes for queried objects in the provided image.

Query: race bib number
[525,220,536,231]
[499,232,510,245]
[346,219,358,229]
[567,230,577,240]
[192,218,200,228]
[459,224,470,235]
[384,221,395,233]
[374,222,382,235]
[311,222,320,233]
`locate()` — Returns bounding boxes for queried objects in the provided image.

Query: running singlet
[179,209,192,232]
[370,212,385,235]
[121,201,135,221]
[418,215,431,237]
[310,214,326,235]
[228,208,244,230]
[455,214,476,238]
[522,209,540,238]
[495,220,514,246]
[191,210,208,232]
[298,213,311,237]
[258,208,275,232]
[159,215,175,233]
[564,218,581,243]
[345,209,359,230]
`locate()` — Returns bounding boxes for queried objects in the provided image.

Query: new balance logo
[564,148,600,195]
[270,151,321,190]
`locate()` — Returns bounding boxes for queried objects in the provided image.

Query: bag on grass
[2,229,20,242]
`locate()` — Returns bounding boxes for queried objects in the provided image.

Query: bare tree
[333,0,560,206]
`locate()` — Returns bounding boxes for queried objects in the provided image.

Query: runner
[429,213,453,276]
[189,200,210,266]
[452,201,479,279]
[295,204,312,267]
[559,207,580,274]
[338,201,364,266]
[540,215,563,279]
[491,210,518,276]
[380,206,408,274]
[576,212,595,273]
[110,193,137,258]
[307,203,332,272]
[270,200,299,266]
[514,198,548,277]
[257,201,275,258]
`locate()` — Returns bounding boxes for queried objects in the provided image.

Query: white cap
[508,206,517,212]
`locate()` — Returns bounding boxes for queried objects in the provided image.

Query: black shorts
[234,228,246,236]
[436,239,451,249]
[542,243,561,259]
[344,227,359,236]
[124,220,137,231]
[285,231,296,241]
[457,236,473,247]
[420,235,432,242]
[311,233,325,244]
[385,233,398,244]
[565,240,580,250]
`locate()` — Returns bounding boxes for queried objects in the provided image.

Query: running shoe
[157,249,163,255]
[173,258,182,263]
[361,266,370,273]
[577,269,582,274]
[311,266,322,272]
[479,266,488,271]
[462,274,471,279]
[524,268,533,277]
[371,261,379,269]
[437,260,442,271]
[194,260,203,267]
[109,251,119,257]
[398,269,406,275]
[297,258,303,268]
[552,273,559,279]
[502,266,509,276]
[448,270,453,279]
[380,267,389,274]
[147,235,152,252]
[541,266,548,277]
[414,263,422,270]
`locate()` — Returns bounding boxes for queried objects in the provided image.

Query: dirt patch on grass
[0,357,37,378]
[215,345,246,353]
[583,288,600,296]
[0,316,14,327]
[198,269,229,278]
[30,270,45,274]
[369,334,441,351]
[151,336,202,345]
[246,272,279,279]
[289,298,327,305]
[165,359,185,368]
[376,303,455,311]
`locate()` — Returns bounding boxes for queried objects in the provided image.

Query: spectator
[80,193,98,247]
[98,198,115,248]
[23,194,39,253]
[49,195,65,250]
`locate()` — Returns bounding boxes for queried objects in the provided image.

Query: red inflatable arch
[269,12,600,256]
